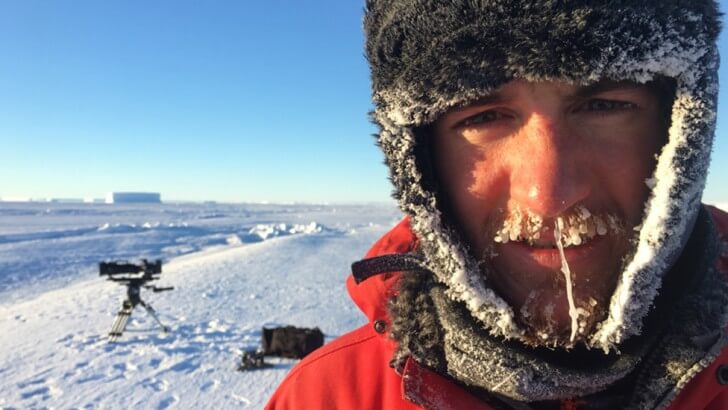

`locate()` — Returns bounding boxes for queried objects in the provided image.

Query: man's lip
[495,236,606,270]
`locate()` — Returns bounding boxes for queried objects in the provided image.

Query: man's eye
[583,99,636,112]
[461,111,506,126]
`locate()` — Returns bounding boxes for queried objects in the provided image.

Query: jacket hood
[364,0,721,351]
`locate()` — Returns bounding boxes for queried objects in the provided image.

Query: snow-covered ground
[0,202,402,409]
[711,202,728,213]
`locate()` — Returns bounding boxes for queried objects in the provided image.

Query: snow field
[0,203,400,409]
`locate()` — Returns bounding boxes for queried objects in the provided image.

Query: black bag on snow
[262,326,324,359]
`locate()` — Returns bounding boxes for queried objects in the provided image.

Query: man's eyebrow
[574,81,643,98]
[464,91,507,107]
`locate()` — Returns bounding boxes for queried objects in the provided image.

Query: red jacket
[267,206,728,409]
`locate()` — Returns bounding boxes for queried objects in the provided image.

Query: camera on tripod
[99,259,174,342]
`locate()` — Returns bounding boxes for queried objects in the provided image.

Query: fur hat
[364,0,721,351]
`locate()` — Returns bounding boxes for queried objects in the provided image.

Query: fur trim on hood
[364,0,721,351]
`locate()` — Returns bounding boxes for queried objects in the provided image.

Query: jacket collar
[402,357,494,410]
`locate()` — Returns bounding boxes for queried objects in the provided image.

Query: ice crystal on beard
[493,206,620,247]
[554,217,580,343]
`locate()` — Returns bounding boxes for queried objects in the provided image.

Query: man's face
[432,80,666,346]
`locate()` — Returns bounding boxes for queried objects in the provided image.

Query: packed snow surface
[0,202,401,408]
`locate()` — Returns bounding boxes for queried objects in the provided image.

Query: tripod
[108,279,173,342]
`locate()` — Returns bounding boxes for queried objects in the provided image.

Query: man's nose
[509,114,590,217]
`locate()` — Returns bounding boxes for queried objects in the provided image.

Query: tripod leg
[139,300,170,333]
[108,300,133,342]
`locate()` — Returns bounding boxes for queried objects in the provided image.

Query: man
[268,1,728,408]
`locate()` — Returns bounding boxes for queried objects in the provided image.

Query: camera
[99,259,162,282]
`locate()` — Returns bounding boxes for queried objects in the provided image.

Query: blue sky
[0,1,726,203]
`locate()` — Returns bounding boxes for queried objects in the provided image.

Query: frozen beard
[485,206,629,348]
